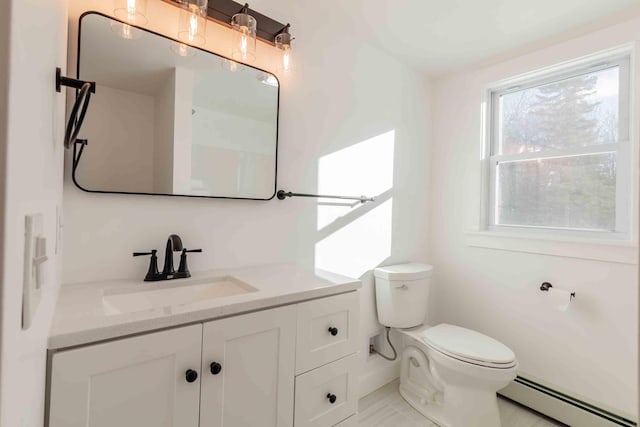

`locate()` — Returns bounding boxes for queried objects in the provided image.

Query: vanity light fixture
[231,3,257,63]
[275,24,294,73]
[170,0,207,57]
[111,0,147,39]
[166,0,293,71]
[177,0,208,46]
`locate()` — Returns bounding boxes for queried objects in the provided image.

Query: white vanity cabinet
[294,292,360,427]
[48,324,204,427]
[199,306,296,427]
[48,291,359,427]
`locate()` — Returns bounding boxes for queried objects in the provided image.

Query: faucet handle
[176,248,202,279]
[133,250,157,257]
[133,249,161,281]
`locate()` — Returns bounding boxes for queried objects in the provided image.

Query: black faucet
[162,234,183,279]
[133,234,202,282]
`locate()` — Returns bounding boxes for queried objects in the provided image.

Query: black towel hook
[56,67,95,149]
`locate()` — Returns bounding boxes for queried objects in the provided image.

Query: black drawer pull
[210,362,222,375]
[328,327,338,336]
[327,393,337,404]
[185,369,198,383]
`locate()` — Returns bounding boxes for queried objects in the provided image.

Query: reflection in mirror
[76,12,279,199]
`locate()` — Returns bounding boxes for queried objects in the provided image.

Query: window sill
[465,230,638,265]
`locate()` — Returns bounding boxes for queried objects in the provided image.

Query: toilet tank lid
[374,263,433,280]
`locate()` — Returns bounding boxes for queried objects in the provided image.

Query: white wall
[0,1,8,421]
[430,17,639,418]
[0,0,67,426]
[63,0,431,395]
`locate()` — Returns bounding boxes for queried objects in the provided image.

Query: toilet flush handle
[395,284,408,290]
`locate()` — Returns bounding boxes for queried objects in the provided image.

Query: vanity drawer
[294,354,358,427]
[296,292,359,374]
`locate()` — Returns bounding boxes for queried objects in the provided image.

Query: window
[486,52,631,238]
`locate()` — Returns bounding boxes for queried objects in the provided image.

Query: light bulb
[231,9,256,63]
[188,12,198,42]
[127,0,136,21]
[282,49,291,72]
[177,1,207,46]
[275,25,294,74]
[240,34,248,59]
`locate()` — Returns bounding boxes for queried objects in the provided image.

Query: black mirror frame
[73,11,280,201]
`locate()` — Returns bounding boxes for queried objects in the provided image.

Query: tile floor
[357,380,567,427]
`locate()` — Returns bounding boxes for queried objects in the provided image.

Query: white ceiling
[333,0,639,72]
[251,0,639,74]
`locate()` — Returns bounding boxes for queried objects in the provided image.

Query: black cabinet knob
[185,369,198,383]
[326,393,337,404]
[328,327,338,336]
[210,362,222,375]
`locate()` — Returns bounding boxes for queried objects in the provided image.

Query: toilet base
[399,382,449,427]
[399,382,503,427]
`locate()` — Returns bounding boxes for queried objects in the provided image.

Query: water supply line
[371,327,398,361]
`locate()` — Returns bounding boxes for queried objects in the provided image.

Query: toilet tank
[374,263,433,328]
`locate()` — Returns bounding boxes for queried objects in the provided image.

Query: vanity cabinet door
[200,305,297,427]
[48,324,203,427]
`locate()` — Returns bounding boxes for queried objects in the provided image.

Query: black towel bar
[276,190,374,203]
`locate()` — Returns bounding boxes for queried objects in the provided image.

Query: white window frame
[481,46,634,241]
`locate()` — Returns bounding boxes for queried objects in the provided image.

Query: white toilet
[374,263,518,427]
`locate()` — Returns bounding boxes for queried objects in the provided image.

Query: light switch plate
[22,213,46,330]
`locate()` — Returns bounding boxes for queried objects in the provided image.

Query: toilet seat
[421,324,517,369]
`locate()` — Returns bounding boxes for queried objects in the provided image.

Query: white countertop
[49,263,360,350]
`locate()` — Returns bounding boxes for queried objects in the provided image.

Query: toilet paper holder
[540,282,575,299]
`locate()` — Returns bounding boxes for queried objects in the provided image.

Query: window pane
[496,153,616,230]
[498,67,619,155]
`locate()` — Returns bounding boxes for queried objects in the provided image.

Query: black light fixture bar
[166,0,287,45]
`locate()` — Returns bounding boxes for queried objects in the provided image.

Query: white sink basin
[102,276,257,315]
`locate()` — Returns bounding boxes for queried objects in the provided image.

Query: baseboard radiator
[499,376,637,427]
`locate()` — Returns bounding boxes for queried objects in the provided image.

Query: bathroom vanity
[46,264,361,427]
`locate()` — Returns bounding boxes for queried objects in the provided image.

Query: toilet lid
[421,324,516,369]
